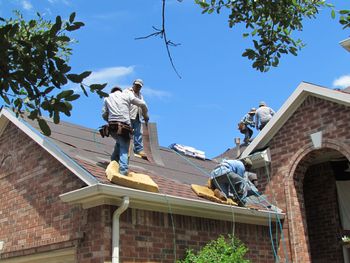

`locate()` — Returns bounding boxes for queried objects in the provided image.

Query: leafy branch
[195,0,350,72]
[0,11,108,136]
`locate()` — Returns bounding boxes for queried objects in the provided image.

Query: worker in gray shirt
[124,79,148,158]
[255,101,275,130]
[102,86,149,175]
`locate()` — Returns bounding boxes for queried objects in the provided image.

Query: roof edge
[0,108,98,186]
[60,183,285,226]
[241,82,350,158]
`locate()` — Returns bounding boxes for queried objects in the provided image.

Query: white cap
[133,79,143,87]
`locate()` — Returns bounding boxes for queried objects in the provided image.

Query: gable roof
[241,82,350,158]
[0,107,283,224]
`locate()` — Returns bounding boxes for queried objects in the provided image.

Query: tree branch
[135,0,181,78]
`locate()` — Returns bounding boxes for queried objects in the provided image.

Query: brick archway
[284,140,350,263]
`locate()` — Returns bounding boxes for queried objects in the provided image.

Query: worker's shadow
[96,161,109,169]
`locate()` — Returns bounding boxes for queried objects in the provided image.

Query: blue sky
[1,0,349,158]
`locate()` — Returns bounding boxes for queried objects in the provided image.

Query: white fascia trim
[340,38,350,52]
[0,108,98,185]
[241,82,350,158]
[60,183,285,226]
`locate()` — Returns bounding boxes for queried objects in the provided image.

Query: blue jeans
[111,132,130,175]
[210,166,248,204]
[131,118,143,153]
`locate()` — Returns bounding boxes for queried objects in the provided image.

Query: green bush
[178,235,250,263]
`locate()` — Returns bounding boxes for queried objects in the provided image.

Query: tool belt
[108,121,132,139]
[99,122,133,139]
[99,124,110,138]
[238,122,246,133]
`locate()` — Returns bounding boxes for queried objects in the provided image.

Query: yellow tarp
[106,161,159,193]
[191,184,238,206]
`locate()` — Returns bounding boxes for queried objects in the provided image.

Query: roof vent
[245,149,271,169]
[170,143,206,160]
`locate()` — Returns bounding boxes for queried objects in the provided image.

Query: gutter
[112,196,129,263]
[60,183,284,226]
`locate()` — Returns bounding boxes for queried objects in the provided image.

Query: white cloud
[142,88,171,99]
[84,66,134,86]
[21,0,33,10]
[47,0,70,5]
[333,74,350,89]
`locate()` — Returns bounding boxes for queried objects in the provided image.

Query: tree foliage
[0,11,108,135]
[178,235,250,263]
[195,0,350,72]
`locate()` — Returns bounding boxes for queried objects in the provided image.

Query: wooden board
[106,161,159,193]
[191,184,238,206]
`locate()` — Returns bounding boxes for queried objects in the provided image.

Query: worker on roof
[255,101,275,130]
[238,108,256,145]
[124,79,148,159]
[209,158,258,206]
[102,86,149,175]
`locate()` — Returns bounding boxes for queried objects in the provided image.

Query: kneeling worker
[209,158,257,206]
[102,86,149,175]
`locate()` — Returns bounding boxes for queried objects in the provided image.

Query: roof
[0,107,283,225]
[241,82,350,158]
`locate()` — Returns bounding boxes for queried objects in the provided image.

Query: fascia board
[241,82,350,158]
[340,38,350,52]
[60,183,285,226]
[0,108,98,186]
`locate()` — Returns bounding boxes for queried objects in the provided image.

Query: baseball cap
[133,79,143,87]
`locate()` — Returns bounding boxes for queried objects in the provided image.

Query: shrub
[178,235,250,263]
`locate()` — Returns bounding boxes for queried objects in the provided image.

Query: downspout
[112,196,130,263]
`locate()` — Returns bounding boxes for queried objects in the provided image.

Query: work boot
[135,150,147,159]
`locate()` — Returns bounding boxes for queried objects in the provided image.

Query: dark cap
[111,86,122,93]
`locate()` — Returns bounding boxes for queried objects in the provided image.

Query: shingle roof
[23,116,216,200]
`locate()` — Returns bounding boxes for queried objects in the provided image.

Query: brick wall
[119,208,275,263]
[0,122,112,262]
[256,96,350,262]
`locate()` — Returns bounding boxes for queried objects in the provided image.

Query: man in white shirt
[102,86,148,175]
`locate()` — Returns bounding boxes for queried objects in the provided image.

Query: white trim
[0,247,75,263]
[0,108,98,185]
[60,183,285,226]
[241,82,350,158]
[340,38,350,52]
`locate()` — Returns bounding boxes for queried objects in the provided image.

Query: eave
[60,183,285,226]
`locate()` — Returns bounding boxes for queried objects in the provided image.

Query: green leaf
[90,83,107,91]
[80,84,88,97]
[38,118,51,136]
[57,89,74,99]
[331,9,336,19]
[67,74,83,83]
[53,111,60,124]
[339,10,350,15]
[79,71,92,79]
[69,12,76,23]
[66,94,80,101]
[96,90,109,98]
